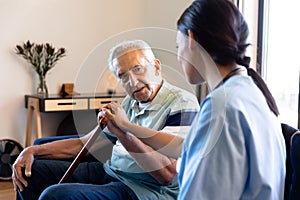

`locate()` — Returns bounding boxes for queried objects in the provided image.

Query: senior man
[13,40,199,200]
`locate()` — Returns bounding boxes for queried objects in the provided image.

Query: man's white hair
[108,40,155,77]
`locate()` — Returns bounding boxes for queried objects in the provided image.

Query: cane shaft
[59,125,102,184]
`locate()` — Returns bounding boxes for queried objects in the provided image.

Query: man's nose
[128,72,139,86]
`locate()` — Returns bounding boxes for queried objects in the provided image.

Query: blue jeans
[17,159,138,200]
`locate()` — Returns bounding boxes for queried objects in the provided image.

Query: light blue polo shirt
[103,81,199,200]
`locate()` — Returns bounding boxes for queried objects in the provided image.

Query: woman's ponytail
[247,68,280,116]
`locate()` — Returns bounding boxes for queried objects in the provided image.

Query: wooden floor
[0,180,16,200]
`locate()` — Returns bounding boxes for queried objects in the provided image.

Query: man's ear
[153,59,161,76]
[188,30,196,50]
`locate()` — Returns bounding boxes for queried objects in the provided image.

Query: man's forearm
[30,138,84,159]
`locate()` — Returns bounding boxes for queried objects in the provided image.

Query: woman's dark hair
[177,0,279,116]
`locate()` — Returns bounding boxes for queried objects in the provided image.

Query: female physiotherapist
[102,0,286,199]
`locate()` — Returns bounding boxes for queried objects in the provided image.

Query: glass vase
[37,75,48,95]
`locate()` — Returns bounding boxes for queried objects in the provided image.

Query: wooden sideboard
[24,93,125,146]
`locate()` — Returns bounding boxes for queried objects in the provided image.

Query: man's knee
[39,184,66,200]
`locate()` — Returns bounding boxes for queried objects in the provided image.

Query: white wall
[0,0,195,146]
[143,0,195,93]
[238,0,259,70]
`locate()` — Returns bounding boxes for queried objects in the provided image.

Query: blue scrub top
[178,75,286,200]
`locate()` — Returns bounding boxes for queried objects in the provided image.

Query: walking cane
[59,116,107,184]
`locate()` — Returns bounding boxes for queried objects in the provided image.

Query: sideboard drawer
[44,99,88,111]
[89,97,124,110]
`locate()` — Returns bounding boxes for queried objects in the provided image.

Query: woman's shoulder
[201,75,270,117]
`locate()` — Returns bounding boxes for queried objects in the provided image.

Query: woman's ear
[188,30,196,49]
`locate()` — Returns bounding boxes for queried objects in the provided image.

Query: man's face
[113,49,162,103]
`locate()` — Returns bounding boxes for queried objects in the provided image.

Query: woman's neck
[207,64,246,90]
[218,64,246,83]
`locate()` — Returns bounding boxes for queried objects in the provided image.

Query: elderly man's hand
[100,103,130,132]
[12,147,35,191]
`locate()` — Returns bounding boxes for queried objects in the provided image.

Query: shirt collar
[130,80,168,113]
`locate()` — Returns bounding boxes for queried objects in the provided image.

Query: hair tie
[236,56,250,68]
